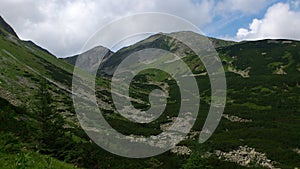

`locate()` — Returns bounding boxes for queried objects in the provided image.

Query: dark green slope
[220,39,300,76]
[214,39,300,169]
[62,32,300,168]
[0,97,78,169]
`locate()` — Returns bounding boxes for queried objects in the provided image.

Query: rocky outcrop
[211,146,279,169]
[274,65,287,75]
[171,146,192,155]
[227,65,251,78]
[293,148,300,155]
[222,114,252,123]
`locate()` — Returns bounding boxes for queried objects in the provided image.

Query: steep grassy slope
[0,17,80,168]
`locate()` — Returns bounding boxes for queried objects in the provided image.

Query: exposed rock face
[0,86,22,106]
[211,146,279,169]
[227,65,251,78]
[222,114,252,123]
[171,146,192,155]
[274,65,287,75]
[159,116,198,140]
[293,148,300,155]
[160,117,176,131]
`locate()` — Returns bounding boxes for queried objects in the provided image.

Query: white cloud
[0,0,288,57]
[0,0,216,57]
[236,2,300,41]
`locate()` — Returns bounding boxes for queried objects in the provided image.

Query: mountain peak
[0,16,18,38]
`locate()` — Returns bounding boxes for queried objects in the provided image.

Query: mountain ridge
[0,16,18,38]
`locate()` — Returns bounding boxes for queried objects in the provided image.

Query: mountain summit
[0,16,18,38]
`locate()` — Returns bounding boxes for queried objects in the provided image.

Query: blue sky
[0,0,300,57]
[202,0,300,39]
[202,7,267,37]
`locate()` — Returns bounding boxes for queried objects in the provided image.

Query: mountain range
[0,15,300,169]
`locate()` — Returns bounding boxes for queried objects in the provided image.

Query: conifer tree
[35,79,64,151]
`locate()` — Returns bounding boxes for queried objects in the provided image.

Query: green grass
[0,151,78,169]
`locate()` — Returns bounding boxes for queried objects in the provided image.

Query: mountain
[62,46,113,66]
[69,31,299,79]
[1,15,300,169]
[62,32,236,76]
[0,16,18,38]
[64,31,300,168]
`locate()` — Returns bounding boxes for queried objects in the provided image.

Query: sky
[0,0,300,57]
